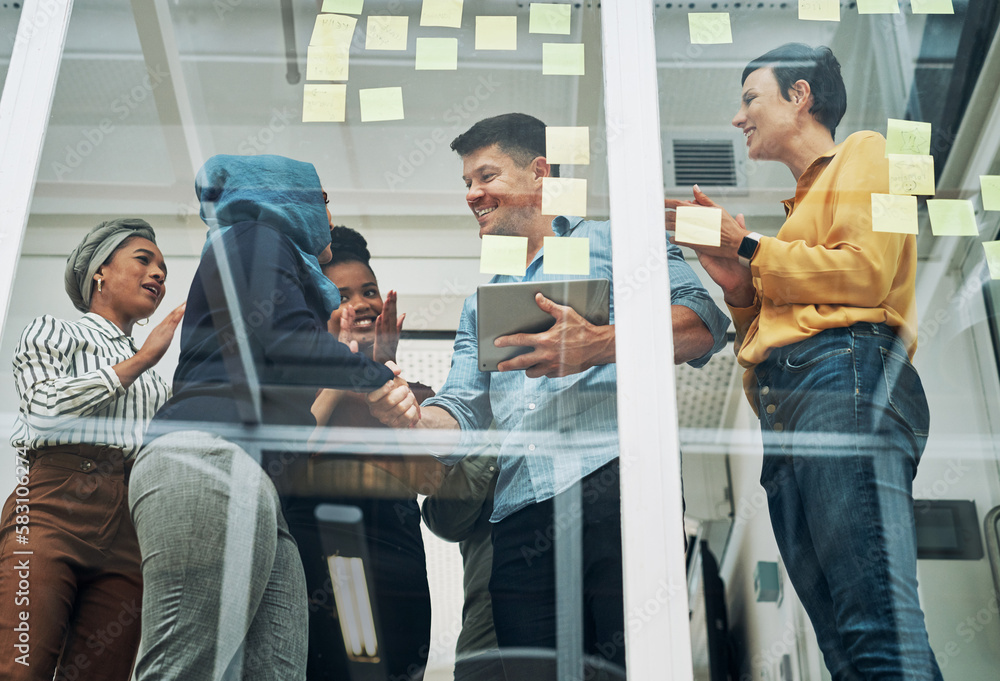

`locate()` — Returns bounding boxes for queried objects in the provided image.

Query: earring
[136,318,149,327]
[96,279,103,293]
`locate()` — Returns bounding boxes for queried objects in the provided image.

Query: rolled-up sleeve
[664,240,731,367]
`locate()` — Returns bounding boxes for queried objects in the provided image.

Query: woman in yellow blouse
[667,44,942,681]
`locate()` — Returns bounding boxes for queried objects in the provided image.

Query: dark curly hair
[326,225,375,276]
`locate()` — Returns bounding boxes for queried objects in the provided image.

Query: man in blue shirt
[368,113,729,671]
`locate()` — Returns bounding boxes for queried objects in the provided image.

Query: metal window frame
[0,1,695,678]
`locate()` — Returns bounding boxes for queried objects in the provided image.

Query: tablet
[477,278,611,372]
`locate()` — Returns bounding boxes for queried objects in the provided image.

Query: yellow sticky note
[306,45,350,81]
[303,84,347,123]
[543,237,590,275]
[888,155,935,196]
[857,0,900,13]
[675,206,722,247]
[543,43,585,75]
[886,119,932,156]
[310,13,357,46]
[366,15,408,50]
[799,0,840,21]
[421,0,463,28]
[481,235,528,276]
[871,193,918,234]
[980,176,1000,211]
[530,3,571,34]
[911,0,954,13]
[984,242,1000,280]
[476,16,517,50]
[688,13,732,45]
[359,87,404,122]
[926,200,978,236]
[542,177,587,217]
[322,0,363,14]
[415,38,458,70]
[545,127,589,165]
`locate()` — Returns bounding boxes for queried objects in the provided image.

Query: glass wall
[655,1,1000,680]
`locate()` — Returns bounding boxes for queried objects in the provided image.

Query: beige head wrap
[64,218,157,313]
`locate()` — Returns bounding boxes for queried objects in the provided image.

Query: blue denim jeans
[754,323,942,681]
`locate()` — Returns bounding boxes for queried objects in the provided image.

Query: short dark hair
[450,113,560,177]
[742,43,847,140]
[327,225,375,277]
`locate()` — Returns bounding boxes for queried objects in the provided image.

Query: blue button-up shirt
[422,216,729,522]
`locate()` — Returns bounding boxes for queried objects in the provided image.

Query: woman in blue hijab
[128,155,418,681]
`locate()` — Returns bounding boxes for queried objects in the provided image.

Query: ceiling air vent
[664,134,746,193]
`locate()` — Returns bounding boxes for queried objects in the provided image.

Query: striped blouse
[10,313,171,458]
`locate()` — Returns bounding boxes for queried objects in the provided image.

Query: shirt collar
[551,215,583,236]
[782,142,841,216]
[79,312,130,341]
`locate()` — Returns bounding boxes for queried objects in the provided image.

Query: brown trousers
[0,445,142,681]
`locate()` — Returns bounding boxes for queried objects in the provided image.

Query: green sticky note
[675,206,722,247]
[980,176,1000,211]
[302,84,347,123]
[359,87,404,122]
[421,0,463,28]
[857,0,900,13]
[322,0,363,14]
[542,177,587,217]
[543,237,590,275]
[415,38,458,70]
[366,16,408,50]
[886,119,932,156]
[542,43,585,76]
[529,3,571,34]
[310,13,357,46]
[476,16,517,50]
[984,242,1000,280]
[688,13,732,45]
[926,200,978,236]
[481,235,528,276]
[799,0,840,21]
[306,45,350,81]
[871,193,918,234]
[888,155,935,196]
[911,0,954,13]
[545,126,590,165]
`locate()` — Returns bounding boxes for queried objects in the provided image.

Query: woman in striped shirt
[0,219,185,681]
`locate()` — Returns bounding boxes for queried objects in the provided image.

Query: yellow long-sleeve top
[728,130,918,411]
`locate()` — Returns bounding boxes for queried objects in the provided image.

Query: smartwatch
[738,232,763,268]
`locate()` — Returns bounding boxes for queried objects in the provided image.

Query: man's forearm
[416,404,462,430]
[671,305,714,365]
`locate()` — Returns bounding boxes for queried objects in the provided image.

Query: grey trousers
[128,430,307,681]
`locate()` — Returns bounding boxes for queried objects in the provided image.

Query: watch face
[738,236,759,260]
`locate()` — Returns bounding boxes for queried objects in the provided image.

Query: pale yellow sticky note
[688,13,732,45]
[888,155,935,196]
[415,37,458,70]
[530,3,571,35]
[542,177,587,217]
[545,127,589,165]
[886,119,932,156]
[310,13,357,46]
[543,43,585,75]
[306,45,350,81]
[476,16,517,50]
[799,0,840,21]
[481,235,528,276]
[359,87,404,122]
[871,193,918,234]
[303,84,347,123]
[543,237,590,275]
[980,176,1000,211]
[857,0,900,13]
[366,16,407,50]
[675,206,722,247]
[322,0,363,14]
[926,200,978,236]
[421,0,463,28]
[984,242,1000,280]
[911,0,954,13]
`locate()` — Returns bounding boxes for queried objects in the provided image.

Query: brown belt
[25,444,133,481]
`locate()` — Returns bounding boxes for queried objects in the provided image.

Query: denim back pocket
[880,347,930,439]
